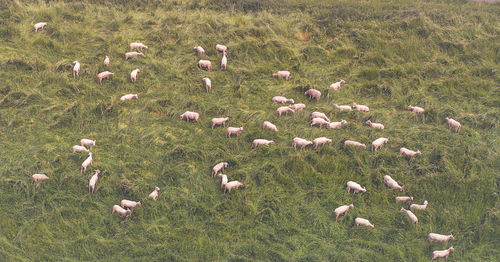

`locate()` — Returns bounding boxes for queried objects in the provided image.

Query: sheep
[304,89,321,101]
[130,42,148,50]
[262,121,278,132]
[212,162,229,178]
[311,112,330,122]
[344,140,366,149]
[193,46,205,55]
[72,145,89,153]
[272,71,291,80]
[198,60,212,71]
[310,117,330,128]
[216,44,227,53]
[354,217,374,228]
[400,147,421,158]
[395,196,414,203]
[149,187,160,200]
[120,94,138,101]
[430,247,454,261]
[334,204,354,221]
[97,71,114,84]
[81,152,93,174]
[334,104,352,111]
[353,103,369,112]
[224,181,245,194]
[219,174,228,190]
[330,80,345,90]
[226,127,243,138]
[445,117,461,133]
[272,96,295,104]
[202,77,211,92]
[427,233,455,243]
[276,106,295,118]
[313,137,332,149]
[371,137,388,151]
[80,139,96,148]
[211,117,229,129]
[400,207,418,224]
[251,139,275,149]
[366,120,384,129]
[104,56,110,67]
[328,120,347,129]
[221,52,227,70]
[121,199,142,210]
[180,111,200,122]
[130,69,140,83]
[346,181,366,193]
[410,200,428,211]
[407,105,425,115]
[34,22,47,32]
[289,103,306,111]
[112,205,132,219]
[88,170,100,194]
[72,61,80,78]
[383,175,403,191]
[125,51,144,60]
[32,174,49,183]
[292,137,313,150]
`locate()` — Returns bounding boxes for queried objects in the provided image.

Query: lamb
[311,112,330,122]
[211,117,229,129]
[112,205,132,219]
[344,140,366,149]
[130,42,148,50]
[72,61,80,78]
[276,106,295,118]
[34,22,47,32]
[430,247,454,261]
[328,120,347,129]
[221,52,227,70]
[120,94,138,101]
[330,80,345,90]
[304,89,321,101]
[104,56,110,67]
[226,127,243,138]
[88,170,100,194]
[395,196,414,203]
[292,137,313,150]
[272,71,290,80]
[202,77,211,92]
[371,137,388,151]
[427,233,455,243]
[197,60,212,71]
[289,103,306,111]
[149,187,160,200]
[193,46,205,55]
[310,118,330,128]
[410,200,428,211]
[212,162,229,178]
[384,175,403,191]
[366,120,384,129]
[179,111,200,122]
[224,181,245,194]
[251,139,275,149]
[97,71,114,84]
[80,139,96,148]
[313,137,332,149]
[334,104,352,111]
[400,207,418,224]
[81,152,93,174]
[121,199,142,210]
[216,44,227,53]
[32,174,49,183]
[334,204,354,221]
[262,121,278,132]
[125,51,144,60]
[130,69,140,83]
[72,145,89,153]
[400,147,421,158]
[407,105,425,115]
[445,117,461,133]
[354,217,374,228]
[346,181,366,193]
[272,96,295,104]
[353,103,369,112]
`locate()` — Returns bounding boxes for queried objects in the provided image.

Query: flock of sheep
[31,21,463,261]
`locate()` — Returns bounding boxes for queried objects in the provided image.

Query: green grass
[0,0,499,260]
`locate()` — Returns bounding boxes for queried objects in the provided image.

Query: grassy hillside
[0,0,498,260]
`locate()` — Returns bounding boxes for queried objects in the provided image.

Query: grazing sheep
[395,196,414,203]
[334,204,354,221]
[334,104,352,111]
[272,71,290,80]
[211,117,229,129]
[104,56,110,67]
[311,112,330,122]
[384,175,403,191]
[32,174,49,183]
[120,94,138,101]
[80,139,96,148]
[221,52,227,70]
[262,121,278,132]
[292,137,313,150]
[72,145,89,153]
[149,187,160,200]
[112,205,132,219]
[88,170,100,194]
[193,46,205,55]
[289,103,306,111]
[130,42,148,50]
[212,162,229,178]
[34,22,47,32]
[198,60,212,71]
[125,51,144,60]
[72,61,80,78]
[346,181,366,193]
[276,106,295,118]
[121,199,142,210]
[216,44,227,53]
[81,152,93,174]
[353,103,369,112]
[220,174,228,190]
[410,200,428,211]
[354,217,374,228]
[371,137,388,151]
[130,69,140,83]
[310,117,330,128]
[400,207,418,224]
[304,89,321,101]
[202,77,211,92]
[97,71,114,84]
[427,233,455,243]
[407,105,425,115]
[224,181,245,194]
[431,247,454,261]
[226,127,243,138]
[400,147,421,158]
[328,120,347,129]
[330,80,345,90]
[180,111,200,122]
[251,139,275,149]
[344,140,366,149]
[445,117,461,133]
[366,120,384,129]
[313,137,332,149]
[272,96,295,104]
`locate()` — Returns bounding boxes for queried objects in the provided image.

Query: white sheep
[251,139,275,149]
[80,139,96,148]
[310,118,330,128]
[334,104,352,111]
[289,103,306,111]
[221,52,227,70]
[272,71,290,80]
[276,106,295,118]
[371,137,388,151]
[427,233,455,243]
[304,89,321,101]
[353,103,369,112]
[410,200,428,211]
[219,174,228,191]
[34,22,47,32]
[445,117,461,133]
[121,199,142,210]
[202,77,211,92]
[212,162,229,178]
[366,120,384,129]
[112,205,132,219]
[407,105,425,115]
[216,44,227,53]
[262,121,278,132]
[88,170,100,194]
[120,94,138,101]
[384,175,403,191]
[400,207,418,224]
[346,181,366,193]
[72,61,80,78]
[125,51,144,60]
[226,127,243,138]
[198,60,212,71]
[193,46,205,55]
[395,196,414,203]
[431,247,454,261]
[311,112,330,122]
[149,187,160,200]
[130,42,148,50]
[354,217,374,228]
[179,111,200,122]
[224,181,245,194]
[211,117,229,129]
[330,80,345,90]
[97,71,114,84]
[130,69,140,83]
[328,120,347,129]
[292,137,313,150]
[400,147,421,158]
[313,137,332,149]
[104,56,110,67]
[272,96,295,104]
[32,174,49,183]
[72,145,89,153]
[334,204,354,221]
[344,140,366,149]
[81,152,93,174]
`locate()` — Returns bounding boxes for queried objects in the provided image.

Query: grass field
[0,0,498,260]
